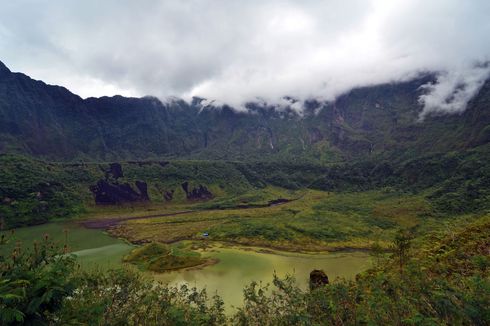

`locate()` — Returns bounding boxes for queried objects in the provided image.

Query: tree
[392,229,413,275]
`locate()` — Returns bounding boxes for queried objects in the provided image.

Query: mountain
[0,60,489,229]
[1,60,489,162]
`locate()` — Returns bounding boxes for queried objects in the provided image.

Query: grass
[80,185,299,221]
[3,152,486,255]
[191,186,300,209]
[109,189,453,252]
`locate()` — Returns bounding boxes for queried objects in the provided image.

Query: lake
[0,222,135,269]
[154,245,371,312]
[2,223,371,312]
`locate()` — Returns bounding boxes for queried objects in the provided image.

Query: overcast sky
[1,0,489,116]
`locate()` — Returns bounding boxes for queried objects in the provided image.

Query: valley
[0,59,488,324]
[3,181,486,315]
[1,199,376,314]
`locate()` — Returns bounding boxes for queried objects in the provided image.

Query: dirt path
[81,196,298,230]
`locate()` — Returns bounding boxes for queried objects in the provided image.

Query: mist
[1,0,489,116]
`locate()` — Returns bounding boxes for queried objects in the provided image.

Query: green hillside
[1,61,489,163]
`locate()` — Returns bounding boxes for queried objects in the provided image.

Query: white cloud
[418,64,490,119]
[0,0,489,115]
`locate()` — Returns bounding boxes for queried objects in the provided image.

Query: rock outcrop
[134,180,149,201]
[90,163,150,204]
[181,182,213,200]
[163,190,174,201]
[181,181,189,194]
[309,269,329,290]
[90,180,150,205]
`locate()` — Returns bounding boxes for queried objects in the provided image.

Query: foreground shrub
[56,268,226,326]
[0,232,77,325]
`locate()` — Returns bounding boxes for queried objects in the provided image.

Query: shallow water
[0,222,134,269]
[153,246,371,312]
[3,223,371,312]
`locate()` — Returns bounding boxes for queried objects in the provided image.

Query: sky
[0,0,489,117]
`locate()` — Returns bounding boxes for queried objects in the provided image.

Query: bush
[56,269,226,325]
[0,232,77,325]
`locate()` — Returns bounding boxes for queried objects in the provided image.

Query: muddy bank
[81,210,194,229]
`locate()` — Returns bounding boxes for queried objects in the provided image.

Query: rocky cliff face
[89,162,149,204]
[0,60,488,162]
[89,180,150,205]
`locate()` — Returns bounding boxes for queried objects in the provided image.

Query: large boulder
[90,179,150,205]
[309,269,329,290]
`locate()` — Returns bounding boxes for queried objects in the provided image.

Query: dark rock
[163,190,174,201]
[135,180,149,201]
[89,179,150,205]
[106,163,123,180]
[181,181,213,201]
[181,181,189,194]
[268,198,290,206]
[186,184,213,200]
[309,269,329,290]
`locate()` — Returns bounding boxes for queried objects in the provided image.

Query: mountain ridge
[0,60,488,162]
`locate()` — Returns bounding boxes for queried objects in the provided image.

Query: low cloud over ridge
[1,0,489,117]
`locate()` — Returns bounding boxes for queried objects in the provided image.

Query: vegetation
[57,268,227,326]
[0,232,226,325]
[233,215,490,325]
[2,62,489,163]
[0,231,77,325]
[0,222,135,271]
[3,148,488,253]
[1,61,489,324]
[0,155,85,228]
[1,215,488,325]
[123,242,207,272]
[0,155,260,229]
[109,189,456,252]
[2,143,489,231]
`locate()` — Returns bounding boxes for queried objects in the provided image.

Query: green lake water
[154,246,371,312]
[0,222,135,269]
[2,223,371,312]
